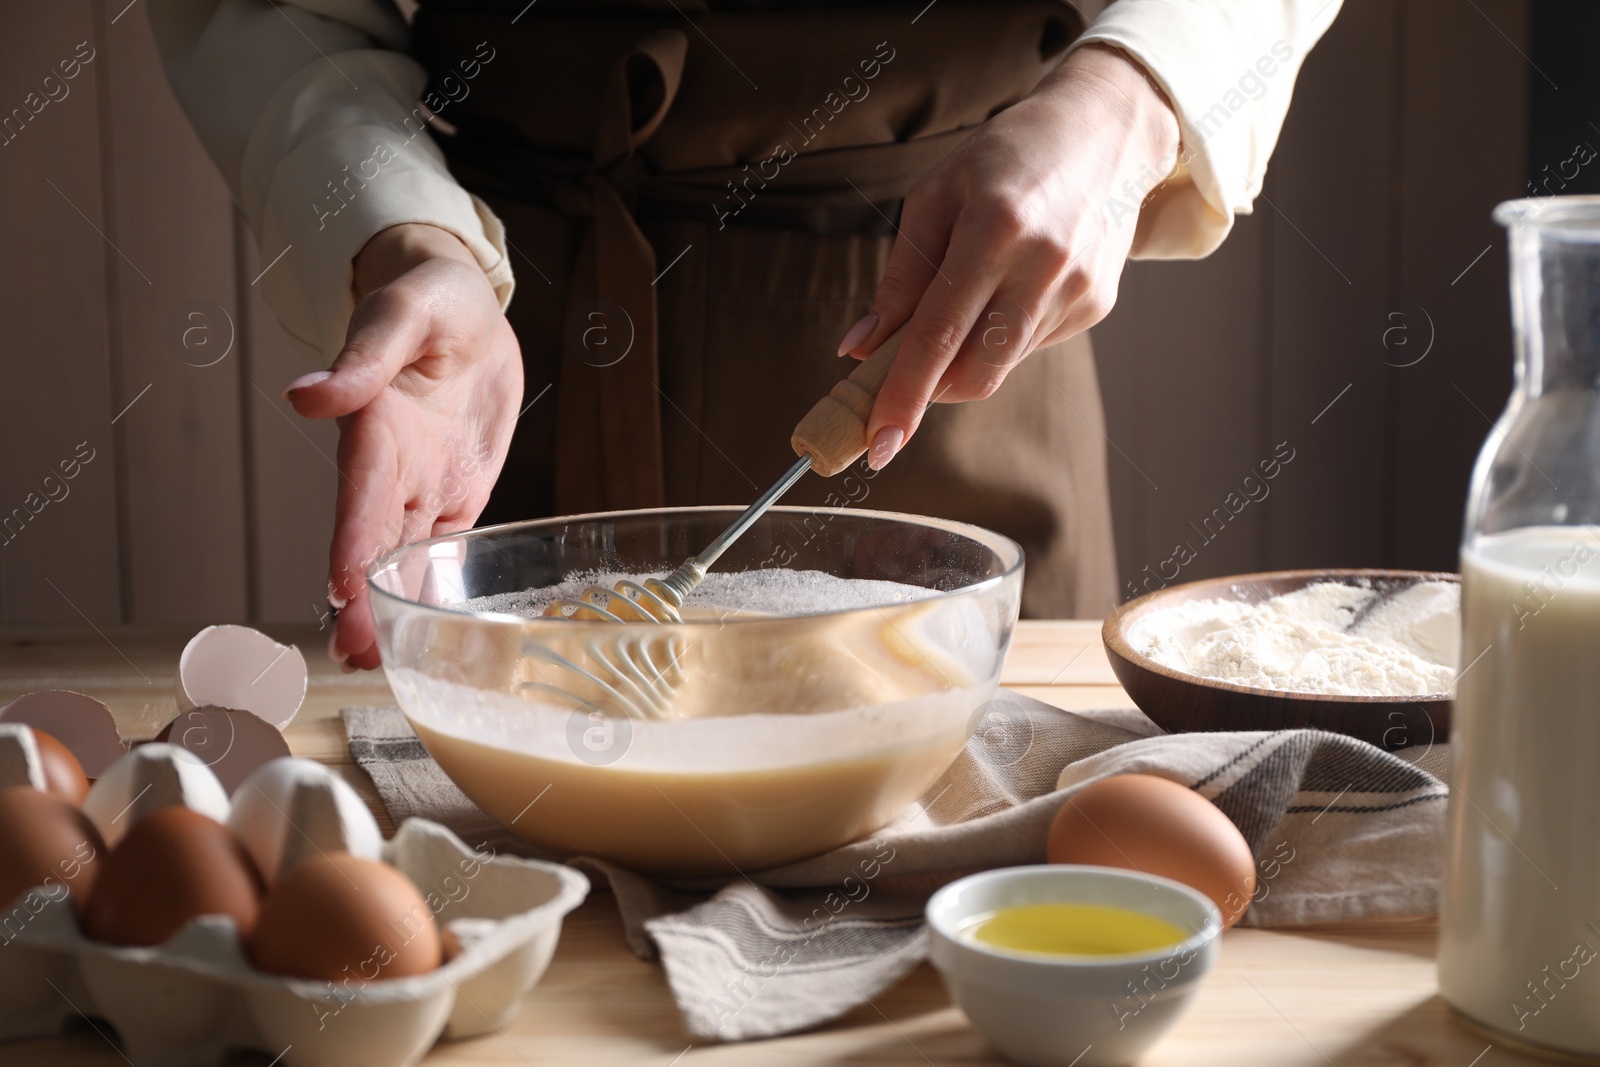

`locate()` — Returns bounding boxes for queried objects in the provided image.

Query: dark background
[1093,0,1542,610]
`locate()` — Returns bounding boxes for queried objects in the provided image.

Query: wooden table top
[0,621,1533,1066]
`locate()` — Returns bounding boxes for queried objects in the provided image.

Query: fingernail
[283,370,332,400]
[868,425,904,470]
[340,659,359,675]
[327,628,349,666]
[327,586,348,611]
[837,313,878,356]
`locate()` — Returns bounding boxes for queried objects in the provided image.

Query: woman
[150,0,1339,669]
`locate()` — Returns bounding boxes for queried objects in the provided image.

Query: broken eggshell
[0,690,126,777]
[176,625,307,731]
[227,757,381,887]
[82,744,230,848]
[154,706,291,795]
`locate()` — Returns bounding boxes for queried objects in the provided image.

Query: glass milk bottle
[1439,196,1600,1056]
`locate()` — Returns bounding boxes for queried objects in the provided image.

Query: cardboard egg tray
[0,746,589,1067]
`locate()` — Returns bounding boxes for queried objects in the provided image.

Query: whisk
[529,328,907,719]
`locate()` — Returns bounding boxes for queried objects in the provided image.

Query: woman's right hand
[283,222,522,671]
[839,44,1179,470]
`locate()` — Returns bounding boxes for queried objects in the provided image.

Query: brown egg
[250,853,442,982]
[1047,773,1257,928]
[0,785,103,916]
[441,927,464,963]
[82,807,264,946]
[32,728,89,804]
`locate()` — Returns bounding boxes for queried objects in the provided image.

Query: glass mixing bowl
[367,506,1023,875]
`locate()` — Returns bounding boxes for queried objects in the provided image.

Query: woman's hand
[283,222,522,670]
[839,44,1181,469]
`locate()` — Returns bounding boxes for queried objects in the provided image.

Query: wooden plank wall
[99,0,250,622]
[1095,0,1529,600]
[1391,1,1531,567]
[0,2,125,625]
[0,0,1530,625]
[0,0,338,629]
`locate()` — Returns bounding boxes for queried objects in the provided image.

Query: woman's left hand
[839,43,1181,469]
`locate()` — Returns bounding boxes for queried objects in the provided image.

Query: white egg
[83,744,231,847]
[227,757,382,886]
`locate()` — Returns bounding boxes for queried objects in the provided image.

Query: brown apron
[412,0,1117,618]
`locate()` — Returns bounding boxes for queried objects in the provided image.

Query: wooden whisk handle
[790,326,905,476]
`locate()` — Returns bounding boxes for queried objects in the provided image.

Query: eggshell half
[0,690,126,777]
[83,744,230,848]
[176,625,307,730]
[1046,773,1257,928]
[154,706,291,795]
[228,758,382,886]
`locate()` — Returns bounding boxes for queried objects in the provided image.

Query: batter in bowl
[389,571,998,873]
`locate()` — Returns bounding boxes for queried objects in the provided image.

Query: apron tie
[554,29,687,512]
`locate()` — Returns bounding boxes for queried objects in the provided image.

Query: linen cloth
[343,690,1448,1040]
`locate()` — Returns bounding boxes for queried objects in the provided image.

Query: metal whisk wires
[528,456,814,719]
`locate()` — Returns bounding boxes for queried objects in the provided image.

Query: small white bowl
[926,865,1223,1067]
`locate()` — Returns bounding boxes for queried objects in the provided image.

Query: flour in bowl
[1126,580,1460,696]
[462,567,934,619]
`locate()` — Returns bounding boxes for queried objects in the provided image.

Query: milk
[1439,525,1600,1051]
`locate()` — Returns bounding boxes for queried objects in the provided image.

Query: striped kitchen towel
[343,690,1449,1041]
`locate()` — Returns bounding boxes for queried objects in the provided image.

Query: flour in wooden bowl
[1126,580,1460,697]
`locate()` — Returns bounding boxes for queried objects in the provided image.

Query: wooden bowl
[1102,569,1457,752]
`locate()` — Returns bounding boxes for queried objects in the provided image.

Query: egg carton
[0,737,589,1067]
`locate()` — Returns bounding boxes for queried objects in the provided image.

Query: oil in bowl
[958,902,1190,959]
[927,866,1222,1067]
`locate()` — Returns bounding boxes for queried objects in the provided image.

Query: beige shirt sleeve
[1068,0,1344,259]
[147,0,514,363]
